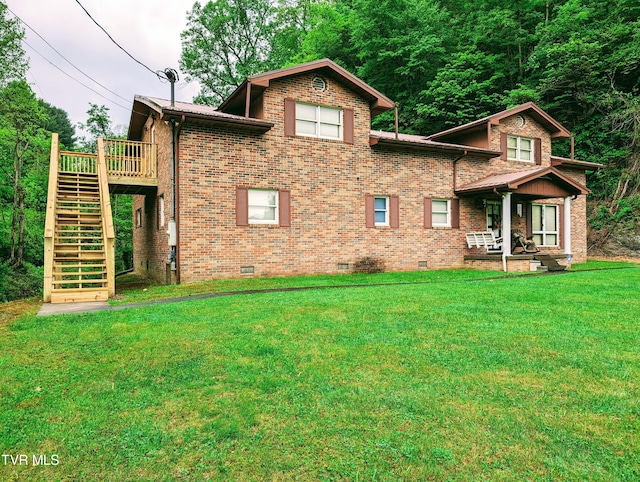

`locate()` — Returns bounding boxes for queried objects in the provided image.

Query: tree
[0,1,28,87]
[39,100,76,149]
[180,0,279,105]
[0,80,46,267]
[77,103,112,152]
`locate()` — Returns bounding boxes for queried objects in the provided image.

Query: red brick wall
[132,76,589,282]
[132,116,175,282]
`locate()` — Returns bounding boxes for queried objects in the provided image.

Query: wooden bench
[466,231,503,252]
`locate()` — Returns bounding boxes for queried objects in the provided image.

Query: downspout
[394,104,399,140]
[452,150,467,191]
[570,135,575,160]
[245,81,252,118]
[174,115,185,284]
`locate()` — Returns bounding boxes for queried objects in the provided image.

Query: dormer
[426,102,573,166]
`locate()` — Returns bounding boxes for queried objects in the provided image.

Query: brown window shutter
[558,204,564,249]
[236,187,248,226]
[344,108,354,144]
[526,203,533,237]
[534,138,542,165]
[389,195,399,228]
[365,194,375,228]
[500,132,507,160]
[279,190,291,227]
[424,197,433,229]
[451,198,460,229]
[284,98,295,136]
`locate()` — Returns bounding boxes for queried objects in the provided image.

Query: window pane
[433,212,448,224]
[507,136,517,148]
[319,107,340,124]
[296,103,317,121]
[319,123,340,139]
[546,234,557,245]
[249,206,276,221]
[533,234,543,245]
[432,200,448,213]
[520,149,531,161]
[545,206,557,230]
[507,147,517,159]
[375,211,387,223]
[296,120,317,136]
[375,197,387,210]
[520,139,531,150]
[249,190,276,207]
[532,205,542,231]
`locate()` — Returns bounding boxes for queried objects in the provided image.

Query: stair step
[54,253,106,261]
[52,279,107,286]
[50,288,108,304]
[53,263,106,269]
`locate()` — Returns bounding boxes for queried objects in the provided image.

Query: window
[157,196,165,229]
[507,136,533,162]
[374,197,389,226]
[295,103,342,140]
[432,199,450,227]
[248,189,279,224]
[531,204,558,246]
[135,208,142,228]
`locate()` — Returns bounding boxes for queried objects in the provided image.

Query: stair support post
[97,138,116,297]
[43,133,60,302]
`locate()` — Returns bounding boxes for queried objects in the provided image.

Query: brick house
[127,59,601,284]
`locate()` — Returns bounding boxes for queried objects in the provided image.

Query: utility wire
[6,5,130,103]
[73,0,168,81]
[23,39,130,111]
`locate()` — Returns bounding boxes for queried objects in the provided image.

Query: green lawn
[1,266,639,480]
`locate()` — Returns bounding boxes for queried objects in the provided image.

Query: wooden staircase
[51,171,108,302]
[44,135,116,303]
[44,134,157,303]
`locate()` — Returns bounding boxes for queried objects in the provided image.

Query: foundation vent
[240,266,254,274]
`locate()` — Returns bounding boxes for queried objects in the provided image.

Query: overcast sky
[6,0,201,135]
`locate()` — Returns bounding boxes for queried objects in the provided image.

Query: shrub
[0,261,43,302]
[352,256,385,274]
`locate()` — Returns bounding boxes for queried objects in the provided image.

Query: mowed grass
[1,267,639,480]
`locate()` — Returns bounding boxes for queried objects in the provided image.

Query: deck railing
[59,152,97,173]
[103,139,157,179]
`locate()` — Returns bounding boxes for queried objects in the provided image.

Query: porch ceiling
[455,166,590,198]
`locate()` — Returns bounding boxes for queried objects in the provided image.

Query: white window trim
[507,135,533,162]
[158,196,165,229]
[248,189,279,225]
[532,203,559,246]
[432,199,451,227]
[374,196,389,226]
[295,102,343,140]
[135,208,142,228]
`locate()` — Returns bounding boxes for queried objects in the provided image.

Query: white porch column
[501,192,512,272]
[502,192,512,255]
[564,196,572,255]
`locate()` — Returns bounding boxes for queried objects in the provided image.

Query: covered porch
[456,167,590,272]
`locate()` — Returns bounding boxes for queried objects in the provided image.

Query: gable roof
[128,95,274,140]
[218,58,396,117]
[427,102,572,142]
[455,166,590,197]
